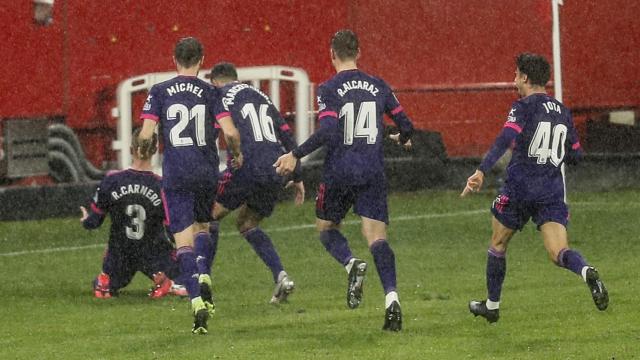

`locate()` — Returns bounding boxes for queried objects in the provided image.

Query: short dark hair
[331,29,359,60]
[132,127,157,160]
[174,37,203,68]
[210,62,238,81]
[516,53,550,87]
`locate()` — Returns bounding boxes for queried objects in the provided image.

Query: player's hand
[286,180,305,205]
[231,153,244,169]
[274,152,298,176]
[461,170,484,197]
[389,133,412,150]
[79,206,89,222]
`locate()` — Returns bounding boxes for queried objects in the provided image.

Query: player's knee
[236,217,258,234]
[316,219,338,232]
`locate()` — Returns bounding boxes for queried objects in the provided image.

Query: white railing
[111,66,314,171]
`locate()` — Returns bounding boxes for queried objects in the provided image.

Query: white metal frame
[111,66,314,170]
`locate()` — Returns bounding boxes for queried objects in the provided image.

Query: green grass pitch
[1,190,638,359]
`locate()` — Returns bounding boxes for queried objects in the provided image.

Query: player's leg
[236,205,290,303]
[142,242,184,298]
[470,194,521,323]
[316,183,358,268]
[469,216,515,322]
[355,179,401,330]
[540,221,608,311]
[163,188,208,333]
[192,183,220,319]
[95,245,134,298]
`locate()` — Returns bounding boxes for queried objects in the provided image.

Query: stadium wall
[2,0,639,166]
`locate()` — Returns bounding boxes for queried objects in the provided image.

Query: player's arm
[217,115,243,168]
[272,110,303,182]
[461,104,522,197]
[274,86,339,175]
[274,113,338,176]
[564,109,583,165]
[385,88,414,147]
[138,87,161,156]
[80,180,109,229]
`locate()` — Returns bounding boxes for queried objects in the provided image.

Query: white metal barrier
[111,66,314,171]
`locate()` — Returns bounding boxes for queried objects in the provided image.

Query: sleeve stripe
[90,203,104,215]
[390,105,404,115]
[572,141,581,150]
[280,123,291,131]
[215,112,231,120]
[318,111,338,119]
[503,122,523,133]
[140,113,159,122]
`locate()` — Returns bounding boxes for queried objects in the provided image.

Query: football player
[275,29,414,331]
[138,37,243,334]
[461,53,608,323]
[81,128,186,300]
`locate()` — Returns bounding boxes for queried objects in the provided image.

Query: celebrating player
[274,29,414,331]
[80,128,186,300]
[461,53,609,323]
[138,37,242,334]
[207,62,305,304]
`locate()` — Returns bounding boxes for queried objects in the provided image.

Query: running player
[274,29,414,331]
[208,62,305,304]
[461,53,609,323]
[138,37,242,334]
[81,128,186,299]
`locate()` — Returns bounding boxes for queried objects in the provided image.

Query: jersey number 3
[125,204,146,240]
[340,101,378,145]
[528,121,567,166]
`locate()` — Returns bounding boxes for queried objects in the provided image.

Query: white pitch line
[0,209,486,257]
[1,200,634,258]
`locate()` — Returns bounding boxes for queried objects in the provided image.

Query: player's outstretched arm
[80,204,106,229]
[217,115,243,169]
[460,169,484,197]
[274,152,298,176]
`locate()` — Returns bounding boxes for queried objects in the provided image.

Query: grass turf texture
[0,190,638,359]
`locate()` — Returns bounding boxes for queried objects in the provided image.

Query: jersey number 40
[340,101,378,145]
[528,121,567,167]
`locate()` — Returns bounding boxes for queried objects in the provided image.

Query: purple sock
[194,228,217,276]
[242,228,284,283]
[319,229,353,266]
[486,247,506,302]
[557,248,588,276]
[370,239,397,294]
[177,246,200,300]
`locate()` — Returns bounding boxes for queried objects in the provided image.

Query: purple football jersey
[141,75,220,190]
[213,82,293,180]
[502,93,581,201]
[316,69,413,184]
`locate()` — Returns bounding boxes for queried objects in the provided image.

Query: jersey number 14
[340,101,378,145]
[528,121,568,166]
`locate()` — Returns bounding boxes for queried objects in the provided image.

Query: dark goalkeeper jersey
[83,169,167,251]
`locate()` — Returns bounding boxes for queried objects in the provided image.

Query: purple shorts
[162,183,216,234]
[315,179,389,224]
[491,192,569,231]
[216,170,282,218]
